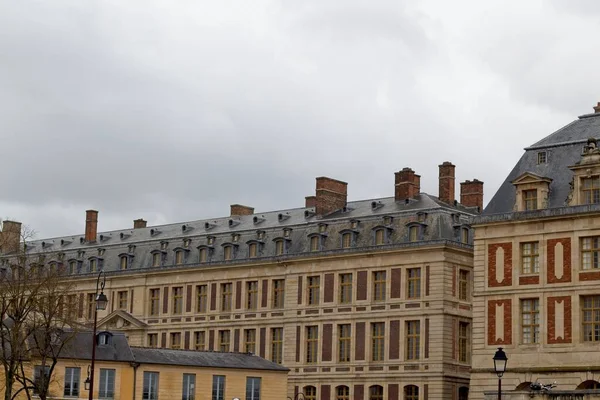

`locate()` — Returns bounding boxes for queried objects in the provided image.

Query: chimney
[1,220,21,254]
[594,102,600,114]
[438,161,456,204]
[230,204,254,217]
[460,179,484,210]
[395,168,421,201]
[133,219,147,229]
[305,196,316,208]
[85,210,98,243]
[315,177,348,216]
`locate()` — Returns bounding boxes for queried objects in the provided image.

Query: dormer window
[199,248,208,262]
[97,331,112,346]
[275,240,285,255]
[318,223,327,233]
[98,248,105,256]
[511,172,552,211]
[461,227,470,244]
[339,229,358,249]
[68,259,81,275]
[183,239,191,248]
[417,212,427,223]
[350,220,359,229]
[249,243,258,258]
[582,176,600,204]
[150,250,166,267]
[283,228,292,238]
[383,216,393,226]
[222,243,238,261]
[175,250,184,265]
[207,236,215,245]
[128,245,136,253]
[523,189,538,211]
[232,234,240,243]
[308,233,325,252]
[197,245,214,263]
[256,230,265,240]
[120,255,129,270]
[406,222,426,243]
[57,252,65,261]
[88,257,103,273]
[160,241,168,250]
[372,226,393,246]
[537,151,547,164]
[77,250,85,259]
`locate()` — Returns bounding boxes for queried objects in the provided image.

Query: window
[63,367,80,397]
[175,250,184,265]
[247,281,258,310]
[310,236,320,252]
[537,151,547,164]
[199,248,208,263]
[246,377,261,400]
[404,385,419,400]
[373,271,386,301]
[409,226,419,242]
[99,368,116,399]
[218,330,230,352]
[375,228,385,246]
[521,299,540,344]
[182,374,195,400]
[339,273,352,304]
[304,386,317,400]
[221,283,232,311]
[171,332,182,349]
[272,279,284,309]
[521,242,540,274]
[275,240,285,256]
[152,252,161,267]
[143,372,159,400]
[33,366,49,395]
[461,227,469,244]
[582,237,600,270]
[306,326,318,363]
[341,232,352,248]
[87,293,95,320]
[196,285,207,313]
[271,327,283,364]
[120,256,128,270]
[338,324,351,362]
[336,386,350,400]
[194,331,206,350]
[307,276,320,305]
[249,243,258,258]
[212,375,225,400]
[224,245,233,261]
[118,291,128,310]
[69,260,77,274]
[369,385,383,400]
[583,176,600,204]
[458,322,470,363]
[458,387,469,400]
[98,332,111,345]
[458,270,469,301]
[371,322,385,361]
[406,320,420,360]
[583,296,600,342]
[148,333,158,348]
[172,286,183,314]
[523,189,538,211]
[90,258,97,273]
[67,294,77,319]
[244,329,256,353]
[407,268,421,299]
[149,288,160,316]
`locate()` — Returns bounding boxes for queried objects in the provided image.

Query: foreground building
[470,103,600,399]
[3,163,483,399]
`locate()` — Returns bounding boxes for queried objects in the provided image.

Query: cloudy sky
[1,0,599,239]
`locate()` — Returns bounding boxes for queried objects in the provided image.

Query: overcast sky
[2,0,599,239]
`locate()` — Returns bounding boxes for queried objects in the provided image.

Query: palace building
[470,103,600,399]
[2,163,483,400]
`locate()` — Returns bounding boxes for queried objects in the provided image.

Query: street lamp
[287,393,306,400]
[493,347,508,400]
[84,365,90,391]
[88,271,108,400]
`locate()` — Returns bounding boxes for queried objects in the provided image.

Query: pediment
[98,310,147,331]
[511,172,552,185]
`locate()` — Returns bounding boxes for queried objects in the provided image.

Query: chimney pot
[315,177,348,216]
[395,168,421,201]
[133,219,147,229]
[460,179,484,211]
[438,161,456,204]
[230,204,254,217]
[305,196,316,208]
[593,102,600,114]
[0,220,22,254]
[85,210,98,243]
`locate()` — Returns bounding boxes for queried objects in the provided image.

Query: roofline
[473,203,600,226]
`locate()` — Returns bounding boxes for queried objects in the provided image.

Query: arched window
[404,385,419,400]
[275,239,284,255]
[515,382,531,391]
[577,380,600,390]
[336,386,349,400]
[249,242,258,258]
[458,386,469,400]
[175,250,184,265]
[342,232,352,248]
[304,386,317,400]
[369,385,383,400]
[120,255,128,270]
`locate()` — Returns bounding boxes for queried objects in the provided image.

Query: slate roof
[58,331,135,362]
[484,112,600,215]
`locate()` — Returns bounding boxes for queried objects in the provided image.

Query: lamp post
[493,347,508,400]
[88,271,108,400]
[287,393,306,400]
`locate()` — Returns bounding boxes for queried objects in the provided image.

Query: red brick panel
[547,296,572,344]
[322,324,333,361]
[235,281,242,309]
[297,277,303,305]
[487,299,512,345]
[355,322,365,360]
[184,331,190,349]
[324,273,334,303]
[424,318,429,359]
[580,271,600,281]
[424,384,429,400]
[388,384,399,400]
[488,243,512,287]
[321,385,331,400]
[186,285,192,312]
[210,283,217,311]
[547,238,572,283]
[161,332,166,349]
[209,330,215,350]
[357,271,368,301]
[354,385,364,400]
[295,326,301,362]
[162,287,169,314]
[259,327,266,357]
[519,275,540,285]
[389,320,400,359]
[234,329,240,352]
[261,280,268,308]
[391,268,401,298]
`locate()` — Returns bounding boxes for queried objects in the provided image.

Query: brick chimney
[438,161,456,204]
[85,210,98,242]
[315,177,348,216]
[460,180,484,210]
[133,219,147,229]
[395,168,421,201]
[230,204,254,217]
[1,220,21,254]
[594,102,600,113]
[305,196,316,208]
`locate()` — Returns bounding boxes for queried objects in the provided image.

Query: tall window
[582,237,600,270]
[372,271,386,301]
[521,299,540,344]
[175,250,184,265]
[407,268,421,299]
[406,320,420,360]
[87,293,95,320]
[218,330,230,352]
[247,281,258,310]
[306,326,319,363]
[194,331,206,350]
[196,285,207,313]
[369,385,383,400]
[90,258,97,273]
[246,377,261,400]
[244,329,256,354]
[212,376,225,400]
[461,227,469,244]
[583,296,600,342]
[458,387,469,400]
[307,276,320,305]
[33,366,49,395]
[582,176,600,204]
[69,260,77,274]
[342,232,352,248]
[118,291,128,310]
[143,371,159,400]
[149,288,160,316]
[221,283,232,311]
[182,374,196,400]
[272,279,285,309]
[339,273,352,304]
[199,248,208,263]
[304,386,317,400]
[404,385,419,400]
[224,245,233,261]
[152,252,161,267]
[523,189,538,211]
[120,256,128,270]
[338,324,351,363]
[458,322,470,362]
[271,327,283,364]
[249,243,258,258]
[148,333,158,348]
[171,332,182,349]
[336,386,350,400]
[275,240,285,256]
[458,270,469,301]
[409,226,419,242]
[521,242,540,274]
[375,229,385,245]
[172,287,183,314]
[537,151,547,164]
[310,236,320,252]
[63,367,80,397]
[99,368,116,399]
[371,322,385,361]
